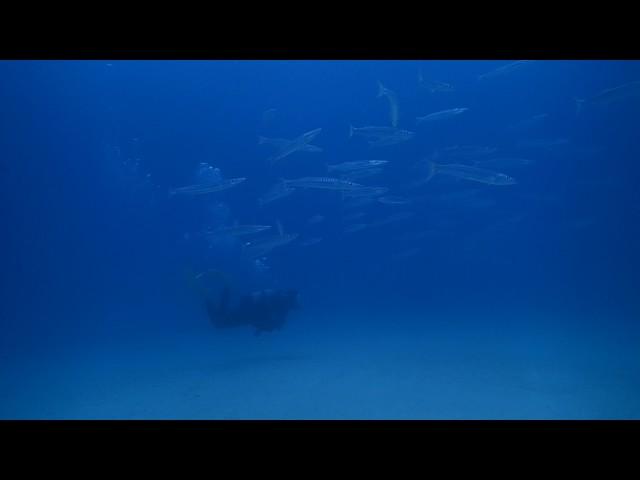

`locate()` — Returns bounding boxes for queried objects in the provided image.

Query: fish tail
[377,80,386,98]
[574,98,585,116]
[349,124,354,137]
[426,161,437,182]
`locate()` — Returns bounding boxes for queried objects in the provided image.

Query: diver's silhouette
[206,286,299,335]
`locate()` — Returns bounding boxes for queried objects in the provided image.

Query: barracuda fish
[377,81,399,127]
[300,237,323,247]
[422,161,516,185]
[506,113,548,133]
[370,212,415,228]
[243,221,298,258]
[378,195,412,205]
[343,211,366,222]
[342,168,384,181]
[344,223,368,234]
[258,181,295,207]
[259,136,322,153]
[418,70,454,93]
[368,130,415,147]
[436,145,498,159]
[262,108,277,125]
[396,230,439,242]
[473,157,534,169]
[344,197,376,209]
[575,80,640,115]
[244,234,299,258]
[283,177,364,191]
[478,60,534,81]
[342,186,389,198]
[307,215,325,225]
[416,107,469,123]
[327,160,388,173]
[207,224,272,238]
[516,138,570,150]
[268,128,322,164]
[169,177,246,196]
[391,248,421,260]
[349,125,401,138]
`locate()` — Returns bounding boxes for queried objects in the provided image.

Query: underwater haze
[1,59,639,419]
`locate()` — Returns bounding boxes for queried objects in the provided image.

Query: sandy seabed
[1,310,639,419]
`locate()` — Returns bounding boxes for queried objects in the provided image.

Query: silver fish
[300,237,323,246]
[207,224,272,237]
[506,113,548,133]
[473,157,534,169]
[436,145,498,159]
[284,177,364,191]
[262,108,277,125]
[244,231,299,258]
[344,197,376,209]
[344,223,368,234]
[377,81,399,127]
[423,161,516,186]
[417,107,468,123]
[418,70,454,93]
[258,181,295,207]
[576,81,640,115]
[516,138,570,150]
[392,248,421,260]
[349,125,401,138]
[327,160,388,173]
[307,215,325,225]
[269,128,322,164]
[368,130,415,147]
[342,168,384,181]
[259,136,322,153]
[370,212,415,227]
[342,186,389,198]
[169,177,246,196]
[378,195,412,205]
[343,212,366,222]
[478,60,534,81]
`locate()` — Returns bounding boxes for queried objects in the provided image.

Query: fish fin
[377,81,386,98]
[574,98,585,116]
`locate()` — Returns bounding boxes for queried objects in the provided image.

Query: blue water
[1,60,639,419]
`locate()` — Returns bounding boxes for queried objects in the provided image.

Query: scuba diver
[206,285,299,335]
[189,268,299,335]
